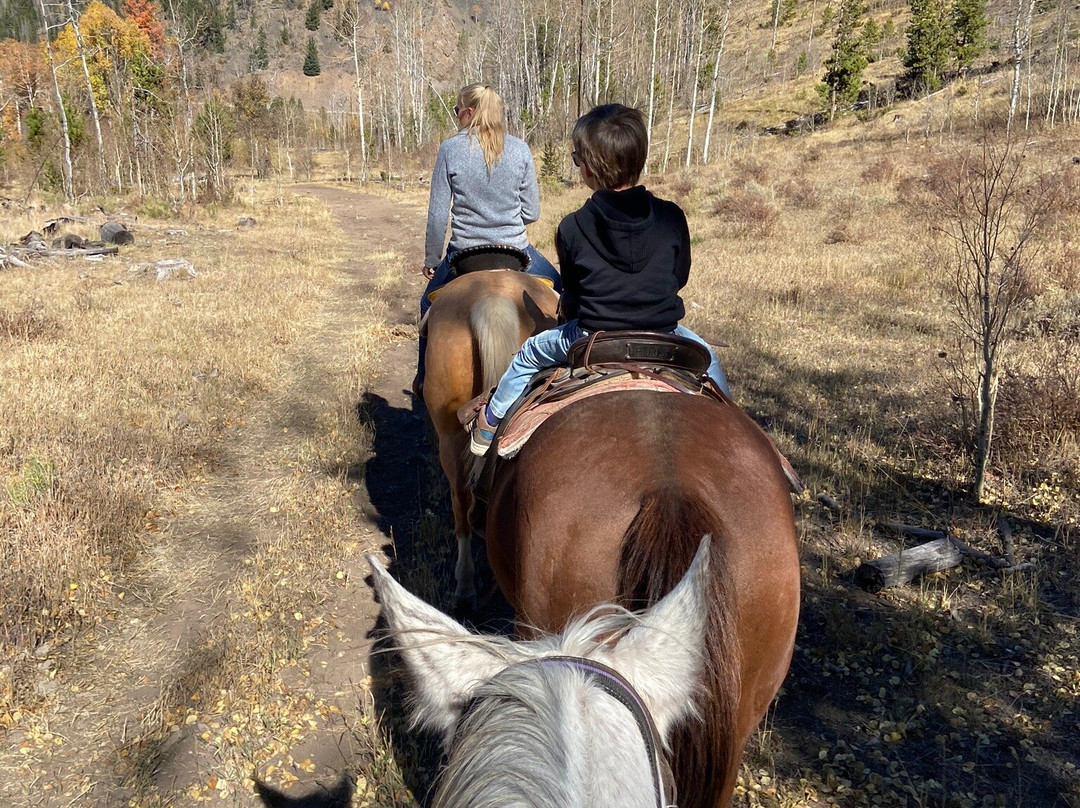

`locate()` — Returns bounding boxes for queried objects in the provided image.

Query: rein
[517,655,677,808]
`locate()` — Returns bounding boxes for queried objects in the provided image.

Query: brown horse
[483,388,801,808]
[422,270,558,610]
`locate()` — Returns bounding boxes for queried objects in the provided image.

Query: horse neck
[433,666,657,808]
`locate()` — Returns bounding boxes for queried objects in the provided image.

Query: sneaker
[469,407,499,457]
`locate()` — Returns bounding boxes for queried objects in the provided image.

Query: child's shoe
[469,407,499,456]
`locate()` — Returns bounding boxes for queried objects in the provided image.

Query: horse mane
[393,608,665,808]
[432,666,581,808]
[617,486,741,808]
[469,295,521,391]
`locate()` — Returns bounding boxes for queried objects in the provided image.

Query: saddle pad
[497,376,680,458]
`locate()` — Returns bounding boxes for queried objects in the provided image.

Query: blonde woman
[414,83,560,396]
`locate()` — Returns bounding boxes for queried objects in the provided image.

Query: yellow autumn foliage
[52,0,151,114]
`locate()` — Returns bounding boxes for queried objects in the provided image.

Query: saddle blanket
[497,375,683,458]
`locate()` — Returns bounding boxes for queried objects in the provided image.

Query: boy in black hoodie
[470,104,730,456]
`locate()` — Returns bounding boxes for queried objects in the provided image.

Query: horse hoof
[453,596,476,621]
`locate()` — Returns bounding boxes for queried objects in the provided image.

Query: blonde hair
[458,83,505,171]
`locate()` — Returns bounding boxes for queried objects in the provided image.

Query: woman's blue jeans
[416,245,561,381]
[487,320,731,420]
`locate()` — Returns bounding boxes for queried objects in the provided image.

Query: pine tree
[903,0,951,93]
[818,0,868,115]
[304,0,321,31]
[952,0,988,70]
[303,36,321,75]
[249,26,268,71]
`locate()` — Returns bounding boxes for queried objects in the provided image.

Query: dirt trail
[1,186,432,807]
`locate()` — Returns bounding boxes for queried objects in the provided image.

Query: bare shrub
[731,156,770,187]
[824,225,856,244]
[861,156,897,185]
[896,171,934,210]
[0,299,60,342]
[666,173,695,203]
[777,177,821,209]
[824,197,862,244]
[711,191,779,238]
[996,336,1080,503]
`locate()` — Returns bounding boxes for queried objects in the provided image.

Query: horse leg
[454,531,475,615]
[439,435,477,614]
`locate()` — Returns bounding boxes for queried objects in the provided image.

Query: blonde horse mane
[469,295,522,392]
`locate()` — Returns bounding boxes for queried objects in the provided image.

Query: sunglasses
[571,150,583,167]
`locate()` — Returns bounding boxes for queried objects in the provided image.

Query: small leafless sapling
[931,139,1068,502]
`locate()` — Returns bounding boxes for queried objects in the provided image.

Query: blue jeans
[487,320,731,420]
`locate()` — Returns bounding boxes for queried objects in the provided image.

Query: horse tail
[469,295,521,392]
[617,487,741,808]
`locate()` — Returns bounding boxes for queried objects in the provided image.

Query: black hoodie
[555,185,690,332]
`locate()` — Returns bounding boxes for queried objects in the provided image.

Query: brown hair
[571,104,648,189]
[458,83,506,171]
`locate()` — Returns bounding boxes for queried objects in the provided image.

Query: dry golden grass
[0,187,425,805]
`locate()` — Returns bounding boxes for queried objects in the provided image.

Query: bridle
[502,655,678,808]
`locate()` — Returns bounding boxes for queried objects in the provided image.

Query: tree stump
[100,221,134,245]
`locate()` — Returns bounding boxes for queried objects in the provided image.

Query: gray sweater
[424,130,541,268]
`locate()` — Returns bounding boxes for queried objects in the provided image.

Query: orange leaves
[122,0,165,55]
[0,39,46,139]
[51,1,153,112]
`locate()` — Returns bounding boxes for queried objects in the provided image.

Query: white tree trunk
[685,0,705,168]
[703,0,732,165]
[645,0,660,172]
[66,0,107,188]
[1008,0,1036,131]
[352,21,368,182]
[37,0,74,202]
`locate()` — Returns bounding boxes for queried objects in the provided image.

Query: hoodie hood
[578,186,654,274]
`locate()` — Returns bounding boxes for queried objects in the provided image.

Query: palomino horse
[368,537,714,808]
[421,269,558,609]
[482,388,801,808]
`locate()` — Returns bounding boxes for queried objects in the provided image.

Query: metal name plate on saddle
[448,244,531,277]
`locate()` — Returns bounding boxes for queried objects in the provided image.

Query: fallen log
[999,516,1016,567]
[855,537,963,591]
[0,250,33,268]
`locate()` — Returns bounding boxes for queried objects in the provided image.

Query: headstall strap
[527,655,677,808]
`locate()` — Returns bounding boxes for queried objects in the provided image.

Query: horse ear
[606,536,711,742]
[366,555,509,742]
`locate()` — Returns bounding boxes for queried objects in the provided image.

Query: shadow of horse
[352,389,516,805]
[253,774,354,808]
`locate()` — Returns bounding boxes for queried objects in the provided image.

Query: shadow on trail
[356,390,431,558]
[358,389,514,805]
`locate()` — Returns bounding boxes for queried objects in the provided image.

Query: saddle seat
[460,329,804,499]
[449,243,530,275]
[567,330,712,377]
